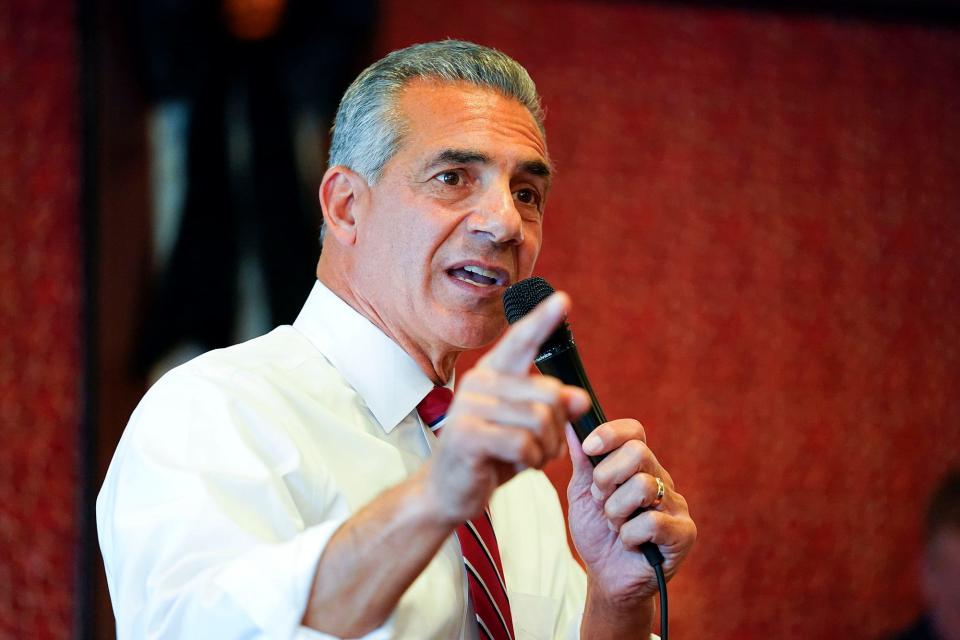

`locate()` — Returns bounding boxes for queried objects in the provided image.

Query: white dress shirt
[97,280,587,639]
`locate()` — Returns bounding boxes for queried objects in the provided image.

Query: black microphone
[502,276,664,568]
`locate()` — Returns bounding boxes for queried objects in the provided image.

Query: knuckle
[652,509,671,529]
[472,367,497,387]
[626,438,648,460]
[627,419,646,439]
[453,390,479,411]
[636,511,662,538]
[532,403,552,431]
[448,415,477,443]
[465,392,499,416]
[673,491,688,511]
[534,375,563,398]
[689,520,699,544]
[517,433,542,466]
[626,475,645,500]
[619,515,647,544]
[513,430,533,456]
[462,450,485,474]
[592,467,612,490]
[603,497,622,520]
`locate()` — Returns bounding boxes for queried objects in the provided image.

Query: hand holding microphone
[503,278,698,638]
[502,277,665,567]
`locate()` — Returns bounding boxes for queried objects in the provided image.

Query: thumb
[565,423,594,488]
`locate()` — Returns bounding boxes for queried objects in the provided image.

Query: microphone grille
[502,277,556,325]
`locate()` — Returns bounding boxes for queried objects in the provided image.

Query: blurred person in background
[891,470,960,640]
[133,0,375,379]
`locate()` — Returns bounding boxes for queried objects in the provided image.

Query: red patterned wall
[0,0,81,638]
[377,2,960,638]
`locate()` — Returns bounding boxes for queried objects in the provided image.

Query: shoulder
[169,326,336,392]
[147,326,350,413]
[121,327,358,471]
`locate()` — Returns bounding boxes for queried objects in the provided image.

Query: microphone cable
[654,561,667,640]
[634,509,668,640]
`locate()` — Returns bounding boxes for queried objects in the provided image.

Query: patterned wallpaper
[0,0,81,638]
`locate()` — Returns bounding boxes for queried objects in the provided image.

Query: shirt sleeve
[96,367,391,639]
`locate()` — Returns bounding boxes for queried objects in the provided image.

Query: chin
[444,314,507,351]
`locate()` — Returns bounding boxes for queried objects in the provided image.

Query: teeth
[463,265,500,281]
[455,275,488,287]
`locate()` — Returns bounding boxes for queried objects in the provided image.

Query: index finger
[478,292,570,375]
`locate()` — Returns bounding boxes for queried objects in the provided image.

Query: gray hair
[328,39,545,184]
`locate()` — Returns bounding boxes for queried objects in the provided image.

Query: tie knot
[417,386,453,429]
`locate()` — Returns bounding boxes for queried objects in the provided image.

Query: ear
[319,165,369,247]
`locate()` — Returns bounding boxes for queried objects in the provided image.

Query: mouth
[445,263,509,289]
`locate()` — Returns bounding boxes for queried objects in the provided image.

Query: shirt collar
[293,280,450,434]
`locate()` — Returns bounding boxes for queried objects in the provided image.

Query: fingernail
[582,433,601,454]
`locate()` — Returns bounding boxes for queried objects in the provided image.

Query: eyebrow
[430,149,491,167]
[520,159,551,179]
[426,148,552,184]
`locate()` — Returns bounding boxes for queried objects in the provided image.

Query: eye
[436,171,463,186]
[515,188,541,207]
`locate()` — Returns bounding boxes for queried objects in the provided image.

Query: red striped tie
[417,387,515,640]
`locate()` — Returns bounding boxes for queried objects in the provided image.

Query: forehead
[389,79,549,172]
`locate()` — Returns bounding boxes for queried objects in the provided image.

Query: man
[98,40,697,638]
[890,470,960,640]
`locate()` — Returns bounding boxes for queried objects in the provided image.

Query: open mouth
[447,264,508,288]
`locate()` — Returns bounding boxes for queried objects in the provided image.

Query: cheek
[519,225,543,275]
[388,219,442,274]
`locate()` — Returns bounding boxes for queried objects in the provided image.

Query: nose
[466,180,523,245]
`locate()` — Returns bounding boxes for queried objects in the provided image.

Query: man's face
[352,80,550,355]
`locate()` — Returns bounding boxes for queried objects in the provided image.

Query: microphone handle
[534,342,665,567]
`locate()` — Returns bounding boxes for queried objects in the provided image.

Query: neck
[317,269,460,385]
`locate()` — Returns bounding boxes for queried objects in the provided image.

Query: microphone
[502,276,664,568]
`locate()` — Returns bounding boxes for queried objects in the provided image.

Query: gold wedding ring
[651,476,665,508]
